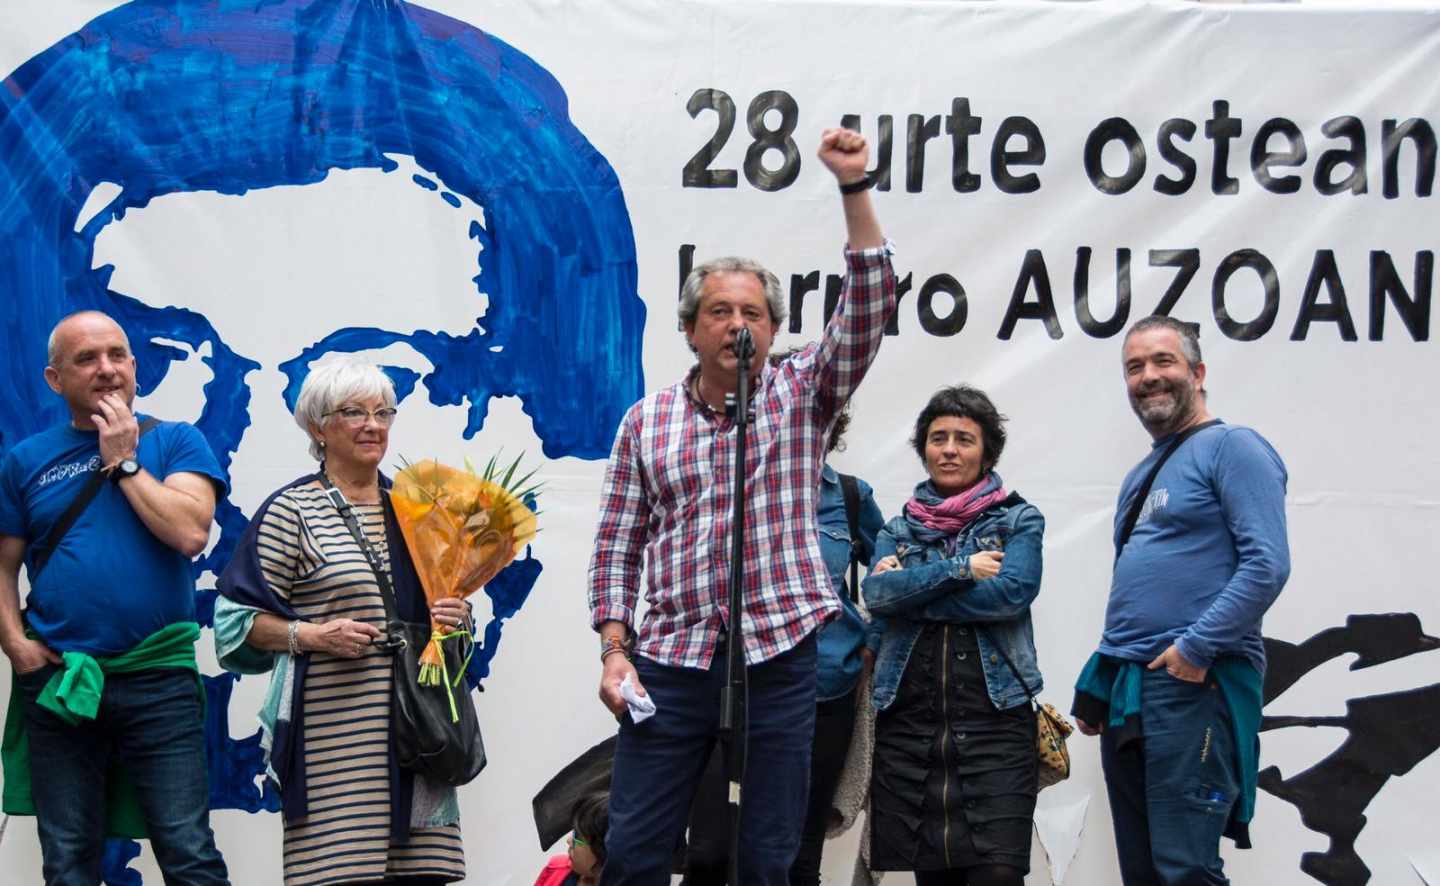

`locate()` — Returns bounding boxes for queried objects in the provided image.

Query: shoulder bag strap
[1114,418,1222,560]
[318,474,403,630]
[31,417,159,580]
[977,625,1037,703]
[838,472,862,604]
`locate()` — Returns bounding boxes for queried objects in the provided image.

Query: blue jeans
[16,665,229,886]
[603,635,817,886]
[1100,669,1240,886]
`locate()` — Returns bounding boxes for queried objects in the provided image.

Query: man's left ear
[1193,360,1207,393]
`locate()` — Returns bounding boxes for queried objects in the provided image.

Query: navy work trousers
[1100,668,1241,886]
[602,635,817,886]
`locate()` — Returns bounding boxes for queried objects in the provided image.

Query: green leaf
[509,466,541,494]
[500,451,525,489]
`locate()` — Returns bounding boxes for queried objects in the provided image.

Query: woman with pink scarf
[862,385,1046,886]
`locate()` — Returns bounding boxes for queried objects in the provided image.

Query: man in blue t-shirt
[0,311,230,884]
[1074,315,1290,886]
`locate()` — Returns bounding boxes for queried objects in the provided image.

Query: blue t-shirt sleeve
[0,452,27,539]
[1176,429,1291,668]
[152,421,228,496]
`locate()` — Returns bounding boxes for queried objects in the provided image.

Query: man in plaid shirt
[588,127,896,885]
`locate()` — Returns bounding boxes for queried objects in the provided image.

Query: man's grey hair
[1124,315,1202,367]
[677,257,787,329]
[46,310,129,367]
[293,356,397,462]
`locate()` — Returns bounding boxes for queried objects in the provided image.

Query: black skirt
[870,623,1038,873]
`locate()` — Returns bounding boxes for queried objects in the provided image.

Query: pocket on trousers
[1181,687,1237,815]
[14,663,57,693]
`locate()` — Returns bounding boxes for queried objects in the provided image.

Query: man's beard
[1130,378,1197,436]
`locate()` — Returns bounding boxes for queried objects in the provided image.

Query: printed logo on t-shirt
[1136,488,1169,526]
[37,455,101,488]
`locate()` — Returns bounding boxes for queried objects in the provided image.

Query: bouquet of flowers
[390,454,540,718]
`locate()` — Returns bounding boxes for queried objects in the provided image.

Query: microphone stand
[719,326,755,886]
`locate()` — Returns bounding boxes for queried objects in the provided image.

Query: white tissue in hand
[619,673,657,723]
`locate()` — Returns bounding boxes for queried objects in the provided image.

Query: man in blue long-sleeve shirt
[1073,315,1290,886]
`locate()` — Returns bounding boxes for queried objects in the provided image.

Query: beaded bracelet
[287,620,302,657]
[600,633,632,663]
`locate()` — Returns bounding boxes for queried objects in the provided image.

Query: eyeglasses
[323,406,398,427]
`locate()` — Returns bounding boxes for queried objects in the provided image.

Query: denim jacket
[863,492,1045,712]
[814,465,885,700]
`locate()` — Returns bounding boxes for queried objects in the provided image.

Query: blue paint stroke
[0,3,637,873]
[194,588,218,630]
[203,671,280,814]
[101,838,143,886]
[467,546,544,686]
[0,0,646,572]
[380,366,422,404]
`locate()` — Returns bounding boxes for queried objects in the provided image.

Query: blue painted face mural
[0,1,645,879]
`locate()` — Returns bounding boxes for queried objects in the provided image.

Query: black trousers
[682,686,858,886]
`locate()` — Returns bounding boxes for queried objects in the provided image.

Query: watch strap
[111,458,141,482]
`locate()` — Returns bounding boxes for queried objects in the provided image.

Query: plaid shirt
[588,243,897,668]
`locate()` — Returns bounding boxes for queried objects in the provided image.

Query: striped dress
[256,481,466,885]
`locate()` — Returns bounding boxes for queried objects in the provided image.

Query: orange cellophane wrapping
[389,459,538,673]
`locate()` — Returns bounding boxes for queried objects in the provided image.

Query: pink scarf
[905,474,1009,536]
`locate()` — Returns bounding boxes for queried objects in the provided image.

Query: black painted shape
[1259,684,1440,885]
[1263,612,1440,703]
[1259,613,1440,885]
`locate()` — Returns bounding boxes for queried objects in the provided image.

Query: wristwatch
[111,458,141,483]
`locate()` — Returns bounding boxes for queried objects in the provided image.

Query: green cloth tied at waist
[1073,651,1263,847]
[2,622,204,839]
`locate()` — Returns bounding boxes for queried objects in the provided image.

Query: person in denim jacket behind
[863,386,1044,886]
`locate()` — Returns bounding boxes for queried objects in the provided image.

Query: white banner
[1,2,1436,883]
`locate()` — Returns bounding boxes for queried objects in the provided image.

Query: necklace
[323,469,381,505]
[691,373,738,413]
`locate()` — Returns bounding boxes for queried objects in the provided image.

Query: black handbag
[320,477,486,787]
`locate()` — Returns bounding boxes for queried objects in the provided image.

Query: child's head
[568,793,608,881]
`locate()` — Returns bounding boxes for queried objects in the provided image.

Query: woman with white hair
[214,357,471,885]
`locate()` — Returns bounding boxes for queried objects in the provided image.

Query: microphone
[726,327,757,421]
[733,327,755,361]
